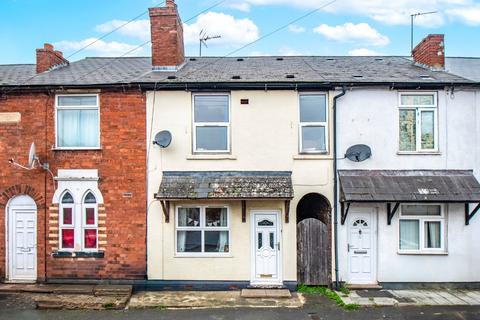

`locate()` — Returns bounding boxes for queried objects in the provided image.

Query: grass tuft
[297,284,360,311]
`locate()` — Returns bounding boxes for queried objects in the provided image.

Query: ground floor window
[176,206,230,255]
[399,204,445,253]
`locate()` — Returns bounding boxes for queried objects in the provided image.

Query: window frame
[175,205,231,257]
[398,92,438,153]
[192,93,231,154]
[398,203,446,254]
[81,192,99,252]
[55,93,101,150]
[298,92,329,154]
[59,191,75,251]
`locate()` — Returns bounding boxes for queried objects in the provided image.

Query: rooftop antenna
[410,11,438,54]
[199,29,221,57]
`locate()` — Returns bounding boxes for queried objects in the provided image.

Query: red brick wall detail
[412,34,445,70]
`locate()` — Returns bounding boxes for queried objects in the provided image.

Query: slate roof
[338,170,480,203]
[0,56,472,87]
[446,57,480,82]
[156,171,294,200]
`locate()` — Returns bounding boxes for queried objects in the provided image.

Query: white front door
[7,196,37,281]
[347,210,376,284]
[251,211,281,285]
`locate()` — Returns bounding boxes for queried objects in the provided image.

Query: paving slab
[53,285,95,295]
[93,285,132,296]
[35,294,129,310]
[241,289,291,298]
[128,291,304,309]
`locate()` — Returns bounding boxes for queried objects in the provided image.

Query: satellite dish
[153,130,172,148]
[345,144,372,162]
[28,142,37,168]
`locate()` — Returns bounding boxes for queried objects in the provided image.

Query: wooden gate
[297,218,329,285]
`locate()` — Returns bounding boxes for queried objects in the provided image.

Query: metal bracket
[387,202,400,225]
[465,203,480,225]
[160,200,170,223]
[284,200,290,223]
[242,200,246,223]
[341,202,350,225]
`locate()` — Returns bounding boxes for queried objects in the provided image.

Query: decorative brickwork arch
[0,184,45,209]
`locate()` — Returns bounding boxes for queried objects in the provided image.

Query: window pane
[178,208,200,227]
[58,109,99,147]
[194,95,229,122]
[269,232,274,249]
[177,231,201,252]
[63,208,73,225]
[400,220,419,250]
[425,221,441,248]
[62,229,74,249]
[204,231,229,252]
[421,111,435,149]
[196,126,228,151]
[399,109,416,151]
[258,232,262,249]
[301,126,326,152]
[62,192,74,204]
[84,192,96,203]
[402,205,441,216]
[300,95,326,122]
[58,95,97,106]
[85,208,95,225]
[401,94,434,106]
[205,208,228,227]
[84,229,97,249]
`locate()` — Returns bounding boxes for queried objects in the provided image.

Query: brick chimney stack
[36,43,69,74]
[149,0,185,70]
[412,34,445,70]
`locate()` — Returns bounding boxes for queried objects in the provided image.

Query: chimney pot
[412,34,445,70]
[44,43,54,51]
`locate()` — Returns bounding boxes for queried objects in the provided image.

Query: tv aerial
[410,11,438,53]
[153,130,172,148]
[345,144,372,162]
[199,29,221,56]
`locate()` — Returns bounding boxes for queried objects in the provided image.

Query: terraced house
[1,0,479,290]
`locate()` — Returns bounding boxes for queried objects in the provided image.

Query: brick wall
[36,43,69,74]
[0,88,147,281]
[412,34,445,70]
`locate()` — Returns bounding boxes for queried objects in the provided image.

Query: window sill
[52,251,104,258]
[293,154,331,160]
[397,151,441,155]
[186,154,237,160]
[174,254,233,258]
[52,147,102,151]
[397,251,448,256]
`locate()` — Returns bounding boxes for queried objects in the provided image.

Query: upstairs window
[399,93,437,152]
[56,95,100,149]
[193,94,230,153]
[299,94,328,153]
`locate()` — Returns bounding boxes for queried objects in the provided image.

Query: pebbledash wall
[336,88,480,284]
[0,89,147,281]
[146,90,335,284]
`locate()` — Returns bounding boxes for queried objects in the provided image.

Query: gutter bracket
[387,202,400,225]
[340,202,350,225]
[160,200,170,223]
[465,203,480,225]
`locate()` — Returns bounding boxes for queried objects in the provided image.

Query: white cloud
[288,24,306,33]
[55,38,146,57]
[278,46,303,55]
[313,22,390,46]
[95,19,150,41]
[228,1,252,11]
[183,12,259,46]
[231,0,480,27]
[348,48,382,56]
[447,6,480,25]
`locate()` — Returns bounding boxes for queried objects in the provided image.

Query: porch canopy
[338,170,480,225]
[155,171,294,223]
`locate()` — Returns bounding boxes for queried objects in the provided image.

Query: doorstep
[241,289,291,298]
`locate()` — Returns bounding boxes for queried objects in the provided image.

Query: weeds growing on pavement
[297,284,360,311]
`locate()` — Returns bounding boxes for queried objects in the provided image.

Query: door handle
[276,242,280,251]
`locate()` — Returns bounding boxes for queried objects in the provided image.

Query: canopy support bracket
[160,200,170,223]
[285,200,290,223]
[387,202,400,225]
[465,203,480,225]
[341,202,350,225]
[242,200,246,223]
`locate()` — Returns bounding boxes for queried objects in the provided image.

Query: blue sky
[1,0,479,64]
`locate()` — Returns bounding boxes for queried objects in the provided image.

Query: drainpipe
[333,86,346,290]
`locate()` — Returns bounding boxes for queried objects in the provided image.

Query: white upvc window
[398,204,446,254]
[192,94,230,153]
[175,206,230,256]
[398,92,438,152]
[55,94,100,149]
[299,93,328,153]
[58,190,98,251]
